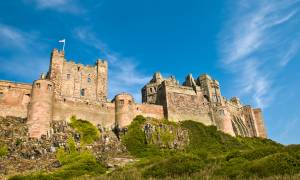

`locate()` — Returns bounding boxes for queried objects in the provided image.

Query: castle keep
[0,49,267,138]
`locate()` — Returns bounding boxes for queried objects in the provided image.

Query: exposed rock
[143,119,189,150]
[0,116,128,177]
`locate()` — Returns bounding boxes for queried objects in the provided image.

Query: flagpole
[63,41,65,52]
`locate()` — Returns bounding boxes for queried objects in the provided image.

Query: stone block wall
[0,81,32,118]
[136,104,164,120]
[164,84,213,125]
[253,108,267,138]
[52,100,115,130]
[49,49,108,103]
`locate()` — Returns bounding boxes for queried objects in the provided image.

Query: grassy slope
[106,116,300,179]
[8,116,300,179]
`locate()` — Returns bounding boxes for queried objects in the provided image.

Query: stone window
[36,83,40,88]
[150,88,153,93]
[128,100,132,105]
[47,84,52,91]
[87,77,91,83]
[80,89,85,96]
[119,100,124,105]
[67,74,71,80]
[0,92,3,98]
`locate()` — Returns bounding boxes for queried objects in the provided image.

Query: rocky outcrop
[0,116,128,177]
[143,119,189,150]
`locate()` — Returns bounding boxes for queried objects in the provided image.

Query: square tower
[47,49,108,103]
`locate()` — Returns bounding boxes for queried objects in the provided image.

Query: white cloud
[25,0,83,14]
[220,0,300,108]
[73,27,151,102]
[0,23,49,81]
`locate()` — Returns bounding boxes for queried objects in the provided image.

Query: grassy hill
[9,116,300,179]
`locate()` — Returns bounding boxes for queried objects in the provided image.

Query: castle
[0,49,267,138]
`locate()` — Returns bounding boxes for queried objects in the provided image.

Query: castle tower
[96,59,108,102]
[27,75,54,138]
[141,72,164,104]
[114,93,135,128]
[198,74,223,106]
[48,49,65,97]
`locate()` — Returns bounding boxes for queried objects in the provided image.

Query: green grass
[69,116,100,145]
[116,117,300,179]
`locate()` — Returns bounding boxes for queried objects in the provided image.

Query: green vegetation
[0,143,8,158]
[8,116,300,179]
[69,116,100,144]
[112,117,300,179]
[121,115,165,157]
[9,137,106,180]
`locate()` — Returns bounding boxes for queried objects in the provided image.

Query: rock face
[142,119,189,150]
[0,116,127,177]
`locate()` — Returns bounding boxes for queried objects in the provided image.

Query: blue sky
[0,0,299,144]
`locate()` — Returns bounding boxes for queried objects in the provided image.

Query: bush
[246,152,300,177]
[122,115,167,157]
[143,154,205,178]
[180,120,245,155]
[0,144,8,158]
[69,116,100,144]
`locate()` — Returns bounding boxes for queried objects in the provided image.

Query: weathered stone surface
[0,116,128,178]
[142,118,189,150]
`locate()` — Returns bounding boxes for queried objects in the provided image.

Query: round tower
[27,75,54,138]
[114,93,135,128]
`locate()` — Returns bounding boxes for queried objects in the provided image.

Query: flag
[59,39,65,43]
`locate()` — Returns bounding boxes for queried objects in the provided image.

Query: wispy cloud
[278,116,298,144]
[220,0,300,108]
[73,27,151,102]
[24,0,84,14]
[0,23,49,81]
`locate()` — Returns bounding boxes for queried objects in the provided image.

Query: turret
[114,93,135,128]
[48,49,65,96]
[198,74,223,106]
[27,74,54,138]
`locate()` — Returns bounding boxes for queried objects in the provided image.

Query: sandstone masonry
[0,49,267,138]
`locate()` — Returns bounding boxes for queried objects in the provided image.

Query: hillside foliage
[69,116,100,144]
[8,116,300,179]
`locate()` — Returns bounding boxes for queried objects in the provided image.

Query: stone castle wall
[0,81,32,118]
[52,100,115,129]
[163,84,213,125]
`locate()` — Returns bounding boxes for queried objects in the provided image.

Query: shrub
[143,154,204,178]
[0,144,8,158]
[69,116,100,144]
[121,115,164,157]
[246,152,300,177]
[180,120,245,155]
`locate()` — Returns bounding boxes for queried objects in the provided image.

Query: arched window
[80,89,85,96]
[36,83,40,88]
